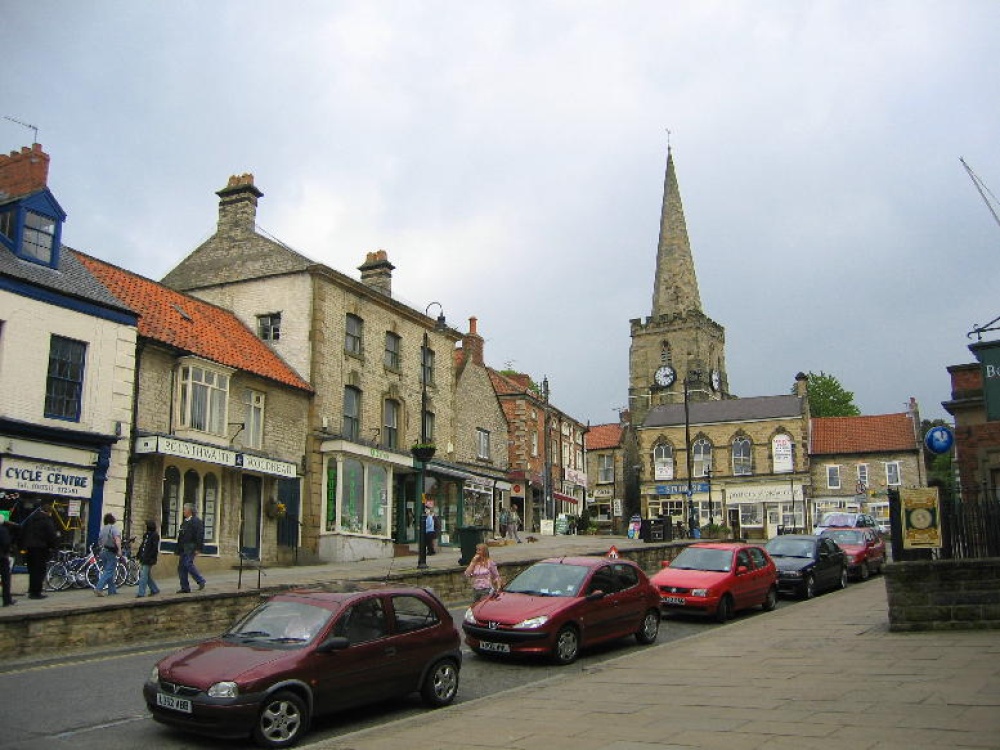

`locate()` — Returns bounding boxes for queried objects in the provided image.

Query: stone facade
[885,558,1000,631]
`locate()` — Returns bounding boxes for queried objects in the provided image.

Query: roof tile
[811,413,917,455]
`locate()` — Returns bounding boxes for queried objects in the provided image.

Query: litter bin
[457,526,489,565]
[640,518,667,543]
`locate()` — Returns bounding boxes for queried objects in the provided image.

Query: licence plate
[479,641,510,653]
[663,596,686,606]
[156,692,193,714]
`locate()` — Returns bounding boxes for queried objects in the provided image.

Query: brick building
[944,361,998,499]
[584,421,625,533]
[76,252,313,569]
[0,144,137,546]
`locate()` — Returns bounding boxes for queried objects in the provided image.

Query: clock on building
[654,365,676,387]
[710,369,721,392]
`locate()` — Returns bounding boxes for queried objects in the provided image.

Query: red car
[652,542,779,622]
[820,527,886,580]
[462,556,661,665]
[144,588,461,748]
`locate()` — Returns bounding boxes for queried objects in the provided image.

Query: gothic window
[653,443,674,480]
[732,436,752,475]
[692,438,713,477]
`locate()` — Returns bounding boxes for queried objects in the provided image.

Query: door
[241,475,262,560]
[581,564,621,644]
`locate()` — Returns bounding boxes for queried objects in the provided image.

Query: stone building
[489,370,587,534]
[584,420,625,533]
[75,251,313,570]
[160,174,505,561]
[809,401,926,529]
[0,144,137,547]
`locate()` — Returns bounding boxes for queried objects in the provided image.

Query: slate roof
[587,423,623,450]
[73,250,313,393]
[810,413,918,455]
[643,394,803,428]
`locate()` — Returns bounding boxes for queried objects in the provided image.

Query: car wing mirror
[315,635,350,653]
[586,590,606,601]
[736,565,749,575]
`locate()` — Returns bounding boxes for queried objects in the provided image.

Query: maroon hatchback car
[462,556,661,665]
[144,588,461,748]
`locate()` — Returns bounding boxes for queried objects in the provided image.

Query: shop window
[732,437,752,475]
[161,466,181,538]
[178,362,229,435]
[339,458,364,533]
[45,335,86,421]
[740,504,762,526]
[160,466,218,543]
[365,465,388,536]
[203,473,219,543]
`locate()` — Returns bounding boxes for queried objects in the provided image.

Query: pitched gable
[587,423,623,450]
[811,413,918,455]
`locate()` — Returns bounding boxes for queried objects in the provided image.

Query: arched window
[732,436,752,475]
[660,342,672,365]
[161,466,181,538]
[692,439,713,477]
[653,443,674,480]
[203,473,219,543]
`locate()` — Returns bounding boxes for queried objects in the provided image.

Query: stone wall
[884,558,1000,631]
[0,543,686,660]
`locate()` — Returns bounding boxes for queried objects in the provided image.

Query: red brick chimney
[0,144,50,199]
[462,316,485,366]
[216,173,262,235]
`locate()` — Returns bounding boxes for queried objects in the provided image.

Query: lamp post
[705,465,713,527]
[683,370,701,535]
[542,376,552,525]
[415,302,447,569]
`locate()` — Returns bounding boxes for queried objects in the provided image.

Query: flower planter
[411,445,436,463]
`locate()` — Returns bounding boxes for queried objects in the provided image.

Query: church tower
[628,148,728,425]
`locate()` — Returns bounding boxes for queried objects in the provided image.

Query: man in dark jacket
[175,503,206,593]
[0,519,14,606]
[19,500,59,599]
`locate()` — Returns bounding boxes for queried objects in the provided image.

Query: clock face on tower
[711,369,721,392]
[654,365,676,387]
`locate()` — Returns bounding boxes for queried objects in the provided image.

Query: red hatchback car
[820,527,886,580]
[462,556,661,665]
[652,542,779,622]
[144,588,461,748]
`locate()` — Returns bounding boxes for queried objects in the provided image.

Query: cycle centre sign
[0,457,93,498]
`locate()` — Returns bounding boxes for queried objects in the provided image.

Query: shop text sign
[136,436,297,478]
[0,458,92,498]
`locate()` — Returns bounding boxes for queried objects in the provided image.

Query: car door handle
[384,646,397,656]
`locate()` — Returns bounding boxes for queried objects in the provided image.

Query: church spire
[650,148,702,318]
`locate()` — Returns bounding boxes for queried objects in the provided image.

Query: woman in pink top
[464,543,502,602]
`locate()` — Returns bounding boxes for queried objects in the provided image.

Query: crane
[963,158,1000,340]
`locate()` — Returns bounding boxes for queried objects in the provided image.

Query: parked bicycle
[45,539,136,591]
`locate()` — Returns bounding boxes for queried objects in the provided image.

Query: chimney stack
[215,173,262,235]
[0,144,50,199]
[358,250,395,297]
[462,316,485,366]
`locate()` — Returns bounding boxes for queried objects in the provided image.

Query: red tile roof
[587,423,622,450]
[811,413,917,455]
[73,250,313,393]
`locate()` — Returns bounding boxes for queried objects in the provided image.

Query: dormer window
[0,190,65,268]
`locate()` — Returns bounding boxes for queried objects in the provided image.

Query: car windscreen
[225,600,335,644]
[505,562,590,597]
[823,529,864,545]
[766,539,815,558]
[670,546,733,572]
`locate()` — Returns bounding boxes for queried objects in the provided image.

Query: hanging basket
[411,444,437,463]
[265,500,287,520]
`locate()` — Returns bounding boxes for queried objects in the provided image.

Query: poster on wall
[772,435,793,473]
[901,487,941,549]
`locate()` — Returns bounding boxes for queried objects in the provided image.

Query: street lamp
[542,376,552,524]
[416,302,447,569]
[705,464,713,527]
[683,370,701,535]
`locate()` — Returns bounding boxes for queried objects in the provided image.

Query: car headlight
[513,615,549,629]
[149,665,159,683]
[464,608,476,624]
[783,570,803,578]
[690,589,710,598]
[207,681,239,698]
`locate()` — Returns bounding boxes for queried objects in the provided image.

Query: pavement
[6,534,1000,749]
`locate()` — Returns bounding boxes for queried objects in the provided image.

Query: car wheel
[859,561,870,581]
[635,609,660,644]
[802,575,816,600]
[552,625,580,665]
[420,659,459,707]
[715,594,734,623]
[762,586,778,612]
[839,566,848,589]
[253,690,308,749]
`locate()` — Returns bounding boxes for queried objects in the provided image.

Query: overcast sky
[4,1,999,428]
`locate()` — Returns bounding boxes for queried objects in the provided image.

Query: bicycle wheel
[70,559,91,588]
[45,562,71,591]
[85,561,101,589]
[125,558,140,586]
[114,561,128,588]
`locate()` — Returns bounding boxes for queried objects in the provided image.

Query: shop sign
[725,483,795,503]
[593,487,613,498]
[970,339,1000,421]
[656,482,708,495]
[565,467,587,487]
[0,457,92,498]
[901,487,942,549]
[510,483,525,499]
[772,434,793,473]
[136,436,297,478]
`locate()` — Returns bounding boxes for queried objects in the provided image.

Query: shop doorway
[241,475,262,559]
[728,508,741,540]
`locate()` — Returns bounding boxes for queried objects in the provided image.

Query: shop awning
[553,491,579,505]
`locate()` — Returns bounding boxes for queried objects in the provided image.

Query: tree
[800,371,861,417]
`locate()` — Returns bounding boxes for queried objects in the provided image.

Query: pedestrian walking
[464,543,502,603]
[176,503,206,593]
[19,500,58,600]
[507,506,522,543]
[136,519,161,598]
[0,518,15,606]
[498,506,510,539]
[94,513,122,596]
[424,505,437,556]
